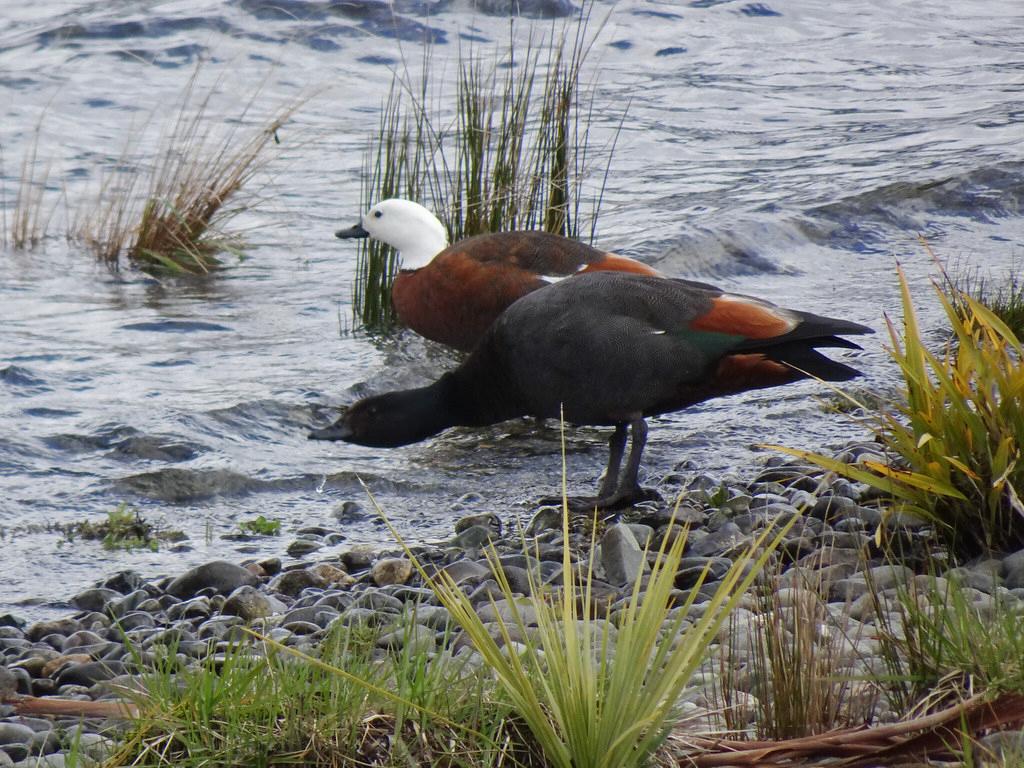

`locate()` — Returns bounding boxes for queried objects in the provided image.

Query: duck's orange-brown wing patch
[578,252,662,277]
[690,295,797,340]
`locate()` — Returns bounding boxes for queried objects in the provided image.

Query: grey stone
[377,624,437,654]
[70,588,122,613]
[0,666,16,699]
[454,524,495,550]
[329,608,380,628]
[25,618,81,643]
[624,523,655,549]
[286,539,322,558]
[165,561,257,598]
[676,557,733,589]
[454,513,501,536]
[351,591,403,613]
[223,585,285,621]
[0,723,34,746]
[476,599,537,626]
[942,565,999,593]
[54,660,128,687]
[370,557,413,587]
[410,605,451,630]
[167,596,212,621]
[29,729,60,756]
[197,616,245,640]
[340,545,377,571]
[978,729,1024,760]
[281,620,321,636]
[810,494,859,521]
[440,560,490,584]
[601,524,646,587]
[115,611,157,631]
[268,568,324,597]
[1003,547,1024,589]
[61,630,106,652]
[525,506,562,536]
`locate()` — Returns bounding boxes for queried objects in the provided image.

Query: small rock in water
[286,539,322,558]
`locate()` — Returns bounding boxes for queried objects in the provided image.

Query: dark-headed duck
[310,272,873,510]
[335,198,661,352]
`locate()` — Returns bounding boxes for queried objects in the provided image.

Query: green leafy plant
[777,265,1024,559]
[353,7,620,329]
[61,503,184,551]
[238,514,281,536]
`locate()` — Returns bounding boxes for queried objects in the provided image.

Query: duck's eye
[373,210,383,219]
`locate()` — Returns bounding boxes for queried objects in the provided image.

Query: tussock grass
[777,265,1024,559]
[354,7,619,329]
[73,70,298,274]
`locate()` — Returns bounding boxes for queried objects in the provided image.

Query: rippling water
[1,0,1022,617]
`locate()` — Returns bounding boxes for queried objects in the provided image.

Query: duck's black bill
[308,421,353,441]
[335,223,369,240]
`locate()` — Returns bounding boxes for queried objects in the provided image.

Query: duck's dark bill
[335,223,369,240]
[308,422,353,441]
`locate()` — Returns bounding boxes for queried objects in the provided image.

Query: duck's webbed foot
[536,487,662,516]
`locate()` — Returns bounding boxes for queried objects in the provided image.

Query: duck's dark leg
[597,423,628,499]
[619,417,648,500]
[593,418,660,510]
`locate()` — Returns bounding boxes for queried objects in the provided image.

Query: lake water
[1,0,1022,617]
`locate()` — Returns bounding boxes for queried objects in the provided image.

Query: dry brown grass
[1,122,56,250]
[73,70,299,274]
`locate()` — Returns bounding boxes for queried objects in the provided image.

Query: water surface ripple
[1,0,1022,617]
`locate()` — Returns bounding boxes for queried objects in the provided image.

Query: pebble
[370,557,413,587]
[601,524,646,587]
[165,561,257,598]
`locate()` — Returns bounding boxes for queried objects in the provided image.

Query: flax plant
[353,6,618,329]
[777,265,1024,559]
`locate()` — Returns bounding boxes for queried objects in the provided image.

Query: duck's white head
[335,198,449,270]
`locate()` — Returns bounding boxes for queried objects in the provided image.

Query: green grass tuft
[352,7,620,330]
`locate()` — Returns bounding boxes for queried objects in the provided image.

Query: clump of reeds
[1,123,56,250]
[353,6,617,329]
[73,70,297,274]
[779,264,1024,560]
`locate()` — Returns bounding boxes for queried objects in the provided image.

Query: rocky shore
[3,443,1024,767]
